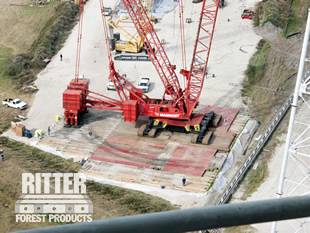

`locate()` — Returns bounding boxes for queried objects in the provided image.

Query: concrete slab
[163,145,217,176]
[88,105,238,177]
[199,105,239,132]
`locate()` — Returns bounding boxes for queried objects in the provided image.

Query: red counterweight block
[68,79,89,97]
[63,79,89,126]
[122,100,139,122]
[63,89,83,127]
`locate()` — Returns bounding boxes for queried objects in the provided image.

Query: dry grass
[0,47,31,134]
[242,39,296,123]
[0,0,62,54]
[286,0,310,36]
[223,225,258,233]
[254,0,310,36]
[0,137,80,232]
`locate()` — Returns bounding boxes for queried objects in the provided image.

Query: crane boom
[122,0,182,100]
[185,0,220,115]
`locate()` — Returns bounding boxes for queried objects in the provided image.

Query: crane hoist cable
[99,0,113,63]
[75,0,84,81]
[178,0,186,70]
[99,0,128,102]
[171,5,177,66]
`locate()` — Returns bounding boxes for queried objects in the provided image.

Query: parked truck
[2,98,27,110]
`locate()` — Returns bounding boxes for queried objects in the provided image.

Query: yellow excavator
[107,18,145,54]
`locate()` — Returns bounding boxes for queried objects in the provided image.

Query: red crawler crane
[63,0,220,142]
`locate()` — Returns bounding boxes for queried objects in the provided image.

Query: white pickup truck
[2,98,27,110]
[137,78,150,93]
[107,80,125,91]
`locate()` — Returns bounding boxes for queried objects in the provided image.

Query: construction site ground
[3,0,261,207]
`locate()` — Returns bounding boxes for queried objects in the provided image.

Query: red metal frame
[185,0,220,116]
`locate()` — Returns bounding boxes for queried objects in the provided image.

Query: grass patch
[254,0,310,37]
[243,39,270,92]
[87,181,174,215]
[0,47,12,72]
[0,0,63,54]
[240,113,290,199]
[4,1,78,86]
[30,2,79,68]
[254,0,290,29]
[241,162,268,199]
[0,137,80,172]
[240,7,300,197]
[286,0,310,36]
[0,47,30,133]
[242,37,295,123]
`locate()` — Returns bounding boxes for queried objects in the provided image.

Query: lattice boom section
[186,0,219,112]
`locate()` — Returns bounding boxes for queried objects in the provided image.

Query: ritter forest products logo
[15,173,93,223]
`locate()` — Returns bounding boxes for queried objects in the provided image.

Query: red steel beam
[185,0,220,116]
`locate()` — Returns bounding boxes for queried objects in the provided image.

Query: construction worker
[60,54,63,61]
[0,149,4,161]
[80,158,87,166]
[182,177,187,186]
[47,126,51,136]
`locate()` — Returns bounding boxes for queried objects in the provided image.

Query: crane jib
[186,0,220,115]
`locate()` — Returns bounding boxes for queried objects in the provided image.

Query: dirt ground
[0,0,63,54]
